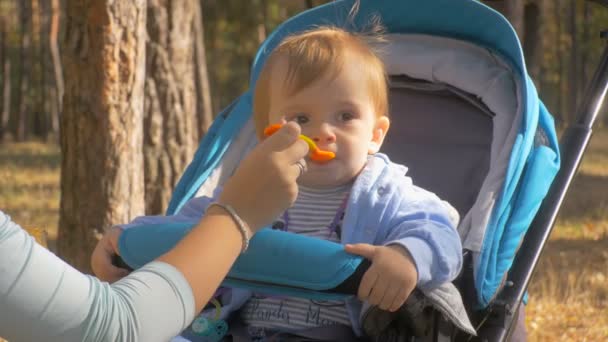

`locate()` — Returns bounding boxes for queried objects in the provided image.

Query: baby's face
[267,56,389,188]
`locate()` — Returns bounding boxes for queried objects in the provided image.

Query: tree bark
[31,0,46,138]
[554,0,565,123]
[1,58,10,142]
[523,1,543,88]
[193,0,213,138]
[581,2,590,90]
[58,0,147,273]
[0,19,3,139]
[16,0,31,141]
[258,0,268,44]
[505,0,525,41]
[568,0,578,122]
[49,0,64,138]
[144,0,202,215]
[0,19,9,141]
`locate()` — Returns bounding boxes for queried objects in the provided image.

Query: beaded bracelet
[208,202,250,253]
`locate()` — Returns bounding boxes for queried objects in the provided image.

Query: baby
[93,26,463,341]
[233,26,462,340]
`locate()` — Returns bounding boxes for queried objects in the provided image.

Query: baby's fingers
[368,278,389,307]
[378,284,399,311]
[345,243,377,260]
[357,268,378,301]
[389,288,410,312]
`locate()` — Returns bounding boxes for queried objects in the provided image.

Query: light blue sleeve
[383,182,463,291]
[0,211,196,342]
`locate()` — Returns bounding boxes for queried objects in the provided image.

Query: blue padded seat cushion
[118,223,364,297]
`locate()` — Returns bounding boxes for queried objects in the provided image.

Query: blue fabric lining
[477,99,560,307]
[118,225,363,295]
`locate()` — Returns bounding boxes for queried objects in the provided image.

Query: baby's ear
[368,116,390,154]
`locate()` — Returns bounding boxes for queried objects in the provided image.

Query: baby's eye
[292,114,309,125]
[339,112,355,122]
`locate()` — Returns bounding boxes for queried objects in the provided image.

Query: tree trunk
[1,58,9,141]
[0,19,7,141]
[581,1,590,90]
[258,0,268,44]
[144,0,201,215]
[523,1,542,88]
[58,0,147,273]
[505,0,525,41]
[554,0,565,123]
[0,18,11,142]
[49,0,64,137]
[193,0,213,138]
[568,0,578,122]
[31,0,46,138]
[16,0,31,141]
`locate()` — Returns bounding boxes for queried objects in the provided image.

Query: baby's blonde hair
[253,26,388,139]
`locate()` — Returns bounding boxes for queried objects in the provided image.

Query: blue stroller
[114,0,608,340]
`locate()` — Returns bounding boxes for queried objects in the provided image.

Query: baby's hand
[345,243,418,312]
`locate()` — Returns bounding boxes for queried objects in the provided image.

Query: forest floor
[1,130,607,341]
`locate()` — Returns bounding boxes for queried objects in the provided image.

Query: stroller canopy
[164,0,559,309]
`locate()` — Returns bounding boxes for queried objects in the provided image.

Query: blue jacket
[123,153,463,336]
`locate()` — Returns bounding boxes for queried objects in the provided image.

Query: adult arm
[0,122,308,342]
[0,212,194,342]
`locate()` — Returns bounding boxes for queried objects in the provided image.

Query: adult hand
[91,226,129,282]
[159,122,309,311]
[219,121,309,232]
[90,122,308,281]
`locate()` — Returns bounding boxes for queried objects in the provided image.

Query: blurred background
[0,1,607,340]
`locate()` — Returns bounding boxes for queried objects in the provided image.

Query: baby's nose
[312,133,336,144]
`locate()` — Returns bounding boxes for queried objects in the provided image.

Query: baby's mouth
[296,135,335,162]
[309,148,335,162]
[263,123,336,162]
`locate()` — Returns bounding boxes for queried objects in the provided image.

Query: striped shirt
[239,184,353,334]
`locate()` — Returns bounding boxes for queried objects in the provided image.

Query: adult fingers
[290,158,308,179]
[270,122,310,165]
[260,121,301,153]
[281,139,309,166]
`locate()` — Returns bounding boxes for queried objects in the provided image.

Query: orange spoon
[264,123,335,162]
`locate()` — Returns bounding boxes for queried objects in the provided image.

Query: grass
[1,130,608,341]
[524,129,608,341]
[0,142,60,250]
